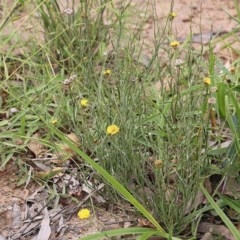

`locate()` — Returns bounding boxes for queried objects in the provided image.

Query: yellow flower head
[80,98,89,107]
[50,119,58,125]
[103,69,112,76]
[169,12,176,20]
[170,41,180,49]
[203,77,211,86]
[78,208,90,220]
[106,124,120,135]
[154,159,163,169]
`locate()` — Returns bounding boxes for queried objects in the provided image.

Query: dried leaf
[222,177,240,197]
[198,222,235,240]
[14,221,39,239]
[200,232,212,240]
[34,162,51,172]
[55,143,76,162]
[52,133,81,163]
[137,218,155,228]
[12,203,22,229]
[28,133,45,157]
[50,155,67,165]
[56,215,67,238]
[184,190,205,214]
[123,221,132,228]
[36,207,51,240]
[66,133,81,145]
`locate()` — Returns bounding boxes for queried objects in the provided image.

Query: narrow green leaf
[220,194,240,214]
[0,120,9,127]
[227,89,240,124]
[80,227,159,240]
[48,126,167,236]
[136,231,160,240]
[216,82,226,118]
[200,183,240,239]
[232,85,240,93]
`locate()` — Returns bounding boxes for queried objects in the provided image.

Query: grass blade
[200,183,240,239]
[220,194,240,214]
[80,227,160,240]
[48,125,169,237]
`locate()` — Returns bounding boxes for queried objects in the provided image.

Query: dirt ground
[0,0,239,239]
[146,0,237,38]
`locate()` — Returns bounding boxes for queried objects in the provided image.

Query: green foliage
[35,0,114,71]
[1,0,240,239]
[48,125,172,239]
[201,183,240,239]
[79,227,175,240]
[220,194,240,214]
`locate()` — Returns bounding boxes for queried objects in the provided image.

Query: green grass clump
[1,0,240,239]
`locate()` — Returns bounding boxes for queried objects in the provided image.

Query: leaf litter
[0,130,132,239]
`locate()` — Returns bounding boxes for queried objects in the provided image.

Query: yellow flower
[106,124,120,135]
[203,77,211,86]
[80,98,89,107]
[77,208,90,220]
[170,41,180,49]
[169,12,176,20]
[103,69,111,76]
[50,119,58,125]
[154,159,163,169]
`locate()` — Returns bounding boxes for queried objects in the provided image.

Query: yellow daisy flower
[203,77,211,86]
[80,98,89,107]
[170,40,180,49]
[154,159,163,168]
[50,119,58,125]
[77,208,90,220]
[103,69,112,76]
[106,124,120,135]
[169,12,176,20]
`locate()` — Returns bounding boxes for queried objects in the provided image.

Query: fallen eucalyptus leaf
[36,206,51,240]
